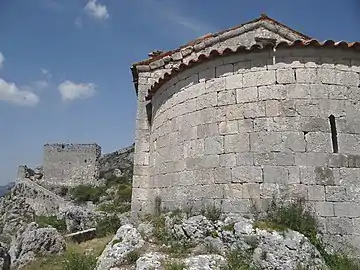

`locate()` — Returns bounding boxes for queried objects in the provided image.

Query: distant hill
[0,182,15,197]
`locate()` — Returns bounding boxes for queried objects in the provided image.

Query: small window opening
[146,102,153,125]
[84,159,87,163]
[61,144,65,149]
[329,115,339,153]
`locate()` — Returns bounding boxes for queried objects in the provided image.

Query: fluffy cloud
[0,52,4,68]
[58,80,96,101]
[0,78,39,106]
[84,0,109,20]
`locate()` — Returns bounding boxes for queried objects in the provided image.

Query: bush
[223,248,253,270]
[200,202,222,222]
[70,185,105,204]
[96,200,131,214]
[35,216,67,232]
[116,183,132,202]
[125,250,140,264]
[63,250,97,270]
[256,197,360,270]
[164,260,186,270]
[96,215,121,237]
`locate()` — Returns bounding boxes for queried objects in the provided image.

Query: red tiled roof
[132,14,312,67]
[145,39,360,100]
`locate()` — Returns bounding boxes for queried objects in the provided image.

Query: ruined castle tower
[130,15,360,248]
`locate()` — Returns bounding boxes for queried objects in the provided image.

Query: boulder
[9,222,66,269]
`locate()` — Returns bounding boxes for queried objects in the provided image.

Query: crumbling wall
[42,143,101,187]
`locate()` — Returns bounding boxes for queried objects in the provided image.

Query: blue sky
[0,0,359,184]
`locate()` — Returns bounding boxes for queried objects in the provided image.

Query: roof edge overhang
[130,14,313,93]
[145,39,360,100]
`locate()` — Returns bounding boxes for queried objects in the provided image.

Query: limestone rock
[96,224,145,270]
[58,205,97,233]
[185,254,227,270]
[9,222,66,269]
[136,252,168,270]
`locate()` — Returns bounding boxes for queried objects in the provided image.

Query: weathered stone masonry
[42,143,101,187]
[131,15,360,249]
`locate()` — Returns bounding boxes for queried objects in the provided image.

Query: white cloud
[0,78,39,106]
[84,0,109,21]
[58,80,96,101]
[0,52,4,68]
[143,0,213,35]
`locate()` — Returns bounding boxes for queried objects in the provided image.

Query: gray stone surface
[130,15,360,250]
[42,143,101,187]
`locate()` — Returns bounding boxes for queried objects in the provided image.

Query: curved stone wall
[147,47,360,248]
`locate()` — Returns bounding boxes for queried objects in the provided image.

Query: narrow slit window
[146,102,153,125]
[329,115,339,153]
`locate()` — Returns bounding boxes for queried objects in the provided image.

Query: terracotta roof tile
[132,14,312,67]
[145,39,360,100]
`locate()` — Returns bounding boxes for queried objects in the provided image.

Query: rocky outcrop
[9,222,66,269]
[58,204,98,233]
[95,213,329,270]
[99,144,134,180]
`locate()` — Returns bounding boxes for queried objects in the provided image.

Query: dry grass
[22,234,113,270]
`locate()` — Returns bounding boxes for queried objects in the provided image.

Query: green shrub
[116,183,132,202]
[164,260,186,270]
[258,197,360,270]
[96,200,131,214]
[125,250,140,264]
[70,185,105,204]
[96,215,121,237]
[35,216,67,232]
[222,248,253,270]
[63,250,97,270]
[200,202,222,222]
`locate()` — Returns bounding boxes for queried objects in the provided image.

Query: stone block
[219,121,238,135]
[265,100,281,117]
[224,184,243,198]
[242,183,261,198]
[307,185,325,201]
[338,134,360,155]
[260,183,280,198]
[236,87,258,103]
[336,71,359,86]
[295,68,318,83]
[225,74,243,89]
[232,166,263,183]
[197,123,219,139]
[301,117,329,133]
[219,153,237,168]
[263,166,288,184]
[196,92,217,110]
[348,155,360,168]
[258,85,287,100]
[224,134,250,153]
[326,217,354,235]
[300,166,338,185]
[183,139,205,158]
[305,132,332,153]
[276,68,295,84]
[282,132,306,152]
[233,153,253,166]
[224,104,244,120]
[311,201,335,217]
[222,199,251,213]
[325,186,347,202]
[218,90,236,106]
[185,155,219,170]
[250,132,282,152]
[204,136,224,155]
[254,152,295,166]
[243,101,266,118]
[339,168,360,185]
[243,70,276,87]
[334,202,360,217]
[206,78,225,93]
[328,154,348,168]
[295,153,328,167]
[238,119,254,133]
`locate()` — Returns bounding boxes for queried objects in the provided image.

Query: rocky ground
[0,143,359,269]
